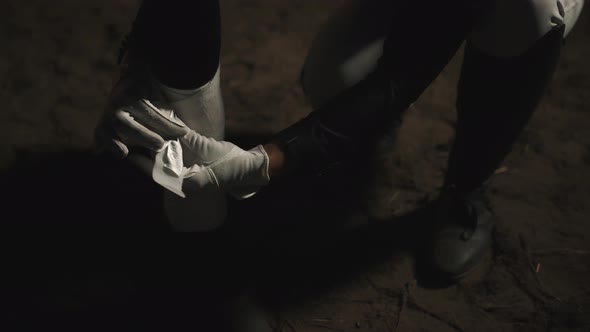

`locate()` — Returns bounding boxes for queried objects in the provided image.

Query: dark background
[1,1,589,331]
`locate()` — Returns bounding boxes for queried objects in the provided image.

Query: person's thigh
[300,0,395,108]
[468,0,584,57]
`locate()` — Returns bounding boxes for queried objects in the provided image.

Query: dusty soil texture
[1,1,589,331]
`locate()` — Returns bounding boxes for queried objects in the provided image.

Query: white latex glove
[180,133,270,198]
[95,98,189,157]
[94,59,189,158]
[129,99,270,199]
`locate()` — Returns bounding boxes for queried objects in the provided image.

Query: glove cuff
[252,144,271,184]
[227,145,270,200]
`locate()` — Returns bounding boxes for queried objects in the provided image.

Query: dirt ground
[1,1,589,331]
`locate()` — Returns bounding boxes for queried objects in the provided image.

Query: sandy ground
[1,0,589,331]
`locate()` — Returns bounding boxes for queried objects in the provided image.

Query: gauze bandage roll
[150,66,227,232]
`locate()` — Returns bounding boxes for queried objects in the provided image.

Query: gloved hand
[94,54,189,159]
[128,99,270,199]
[95,98,190,158]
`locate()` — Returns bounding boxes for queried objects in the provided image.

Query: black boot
[425,24,565,283]
[428,185,494,281]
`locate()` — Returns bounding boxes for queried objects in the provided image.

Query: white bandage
[150,66,228,232]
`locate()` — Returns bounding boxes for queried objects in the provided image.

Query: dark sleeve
[128,0,221,89]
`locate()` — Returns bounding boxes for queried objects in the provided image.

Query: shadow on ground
[1,139,440,331]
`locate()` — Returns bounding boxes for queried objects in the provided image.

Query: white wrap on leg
[150,66,228,232]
